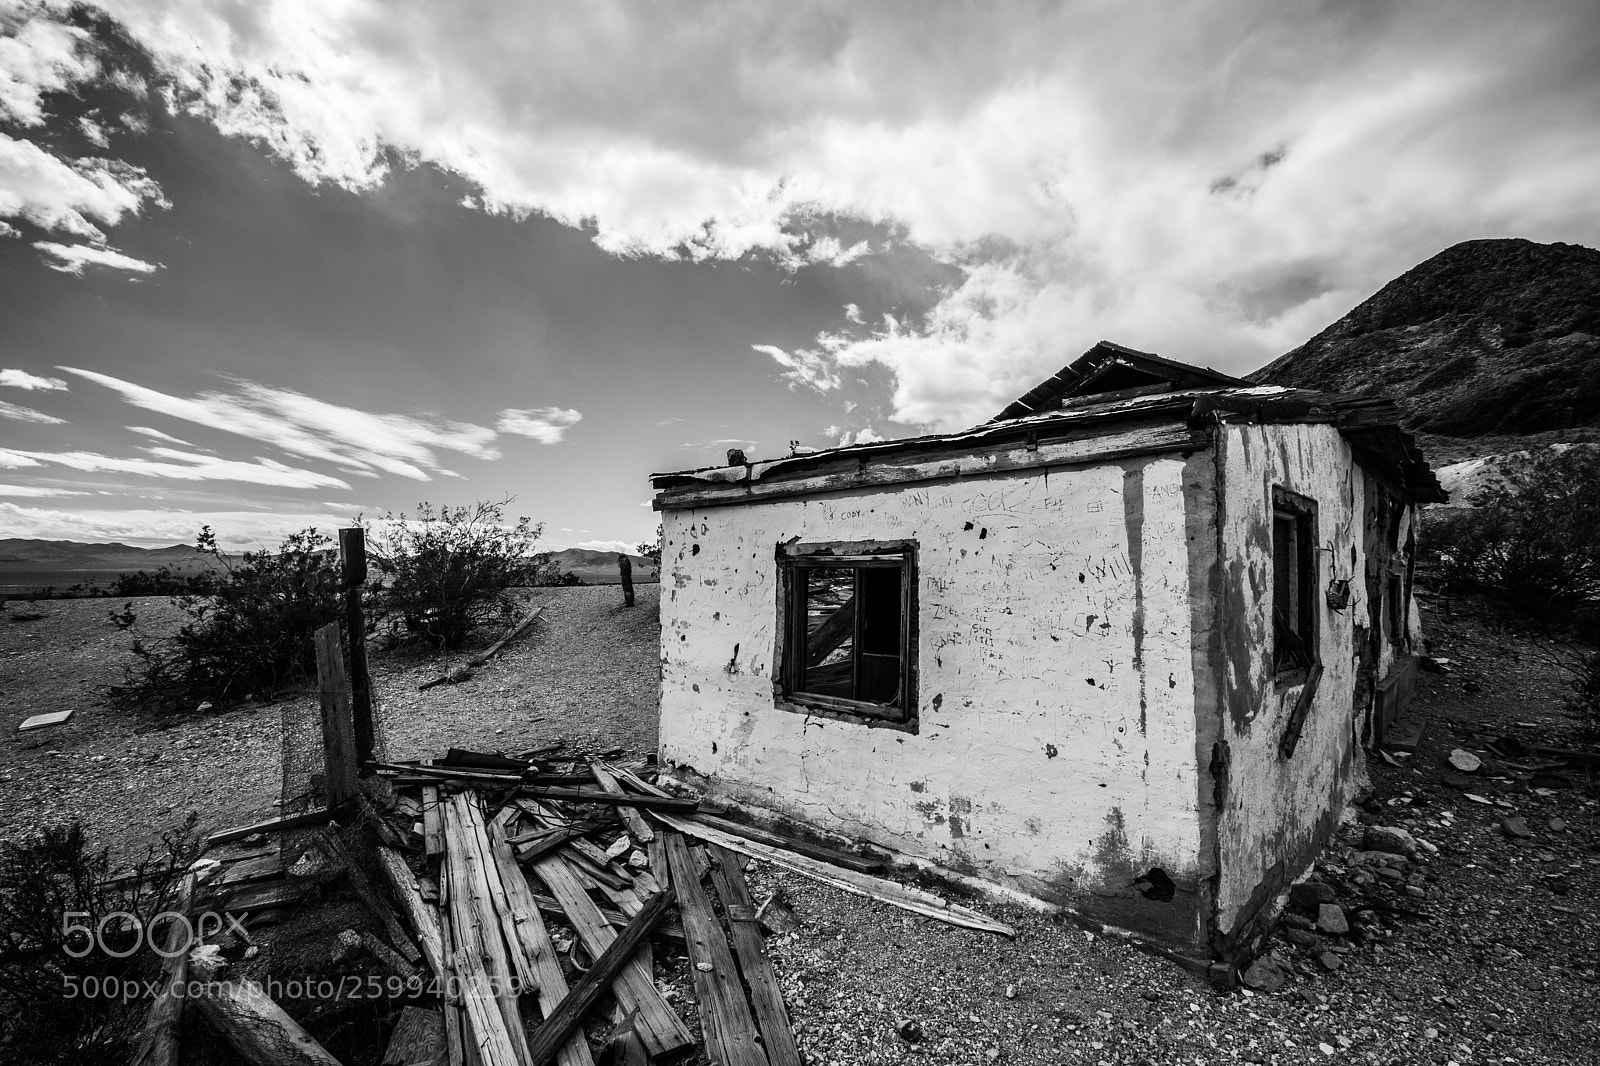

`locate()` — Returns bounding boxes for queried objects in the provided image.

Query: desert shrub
[1424,446,1600,613]
[107,564,219,598]
[370,500,542,649]
[0,817,199,1064]
[110,526,342,713]
[637,524,662,566]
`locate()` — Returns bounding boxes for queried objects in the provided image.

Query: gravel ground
[2,584,1595,1065]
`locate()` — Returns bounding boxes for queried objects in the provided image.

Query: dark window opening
[1272,488,1318,675]
[779,542,916,723]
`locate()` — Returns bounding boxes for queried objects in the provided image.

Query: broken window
[777,541,916,724]
[1272,487,1318,674]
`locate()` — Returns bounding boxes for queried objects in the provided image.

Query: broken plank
[206,806,340,848]
[688,813,884,874]
[523,889,674,1066]
[195,980,342,1066]
[320,829,422,963]
[653,811,1014,937]
[376,846,447,982]
[707,844,801,1066]
[423,785,445,860]
[130,873,196,1066]
[531,853,694,1060]
[469,606,545,667]
[374,761,524,787]
[221,878,315,914]
[588,759,654,842]
[518,786,697,812]
[662,833,767,1066]
[442,794,535,1065]
[383,1007,446,1066]
[18,709,72,731]
[484,821,596,1066]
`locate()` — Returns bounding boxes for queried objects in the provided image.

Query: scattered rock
[1318,951,1344,971]
[757,890,800,935]
[895,1020,924,1043]
[1285,928,1319,948]
[1447,749,1482,773]
[1290,881,1336,909]
[1549,817,1569,832]
[1501,816,1534,839]
[1317,904,1350,936]
[1363,825,1418,856]
[1242,956,1289,992]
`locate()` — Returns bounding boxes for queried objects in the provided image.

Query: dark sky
[2,1,1597,546]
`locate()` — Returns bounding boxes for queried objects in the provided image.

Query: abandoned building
[649,340,1445,969]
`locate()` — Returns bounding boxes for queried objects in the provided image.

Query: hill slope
[1253,238,1600,437]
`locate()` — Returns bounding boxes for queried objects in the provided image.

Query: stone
[1241,957,1288,992]
[1549,817,1569,833]
[1318,951,1343,971]
[1447,749,1481,773]
[1501,817,1534,839]
[1283,912,1315,930]
[1375,866,1404,881]
[1317,904,1349,936]
[896,1020,924,1043]
[1363,825,1418,856]
[1285,928,1319,948]
[1406,885,1427,898]
[1290,881,1336,909]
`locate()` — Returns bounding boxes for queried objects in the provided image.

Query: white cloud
[0,483,86,497]
[77,114,110,148]
[0,398,64,423]
[5,1,1598,428]
[750,343,839,393]
[835,426,885,448]
[127,425,197,447]
[0,368,67,390]
[0,135,167,239]
[0,220,16,238]
[34,239,161,275]
[64,367,501,480]
[496,407,582,444]
[0,501,354,547]
[574,539,637,555]
[0,3,94,128]
[3,446,349,489]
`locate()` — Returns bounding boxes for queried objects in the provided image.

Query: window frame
[1271,486,1320,682]
[774,539,918,731]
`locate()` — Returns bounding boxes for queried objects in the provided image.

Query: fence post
[315,622,359,807]
[339,527,375,769]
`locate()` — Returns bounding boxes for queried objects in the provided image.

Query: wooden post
[618,553,634,607]
[339,527,375,767]
[315,622,359,807]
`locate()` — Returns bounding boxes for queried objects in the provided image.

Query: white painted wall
[1210,423,1370,938]
[658,455,1209,939]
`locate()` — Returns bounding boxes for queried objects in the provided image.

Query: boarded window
[778,542,916,724]
[1272,488,1318,673]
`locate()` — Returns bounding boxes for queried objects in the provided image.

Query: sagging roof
[652,343,1447,509]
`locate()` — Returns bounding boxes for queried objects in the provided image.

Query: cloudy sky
[2,1,1598,550]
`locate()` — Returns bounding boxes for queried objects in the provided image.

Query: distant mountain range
[0,539,656,590]
[1254,238,1600,452]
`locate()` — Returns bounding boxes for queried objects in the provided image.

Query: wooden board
[483,820,595,1066]
[383,1006,446,1066]
[662,833,767,1066]
[18,709,72,731]
[376,846,447,982]
[688,813,884,874]
[423,785,445,860]
[530,854,693,1061]
[195,980,342,1066]
[588,759,654,842]
[653,812,1014,936]
[707,844,801,1066]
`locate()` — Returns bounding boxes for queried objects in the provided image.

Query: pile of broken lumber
[157,746,1012,1066]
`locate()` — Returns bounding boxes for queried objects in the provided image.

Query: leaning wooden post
[618,553,634,608]
[339,527,375,768]
[315,622,359,807]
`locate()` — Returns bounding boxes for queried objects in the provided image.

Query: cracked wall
[1210,422,1371,953]
[658,454,1212,950]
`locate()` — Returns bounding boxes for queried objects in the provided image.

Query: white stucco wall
[1210,422,1370,941]
[658,455,1212,943]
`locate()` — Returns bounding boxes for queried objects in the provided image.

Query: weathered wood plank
[315,622,359,807]
[523,888,674,1066]
[662,833,767,1066]
[206,807,338,848]
[484,819,596,1066]
[653,812,1014,936]
[375,846,447,981]
[470,606,545,667]
[130,873,195,1066]
[688,813,884,874]
[588,759,654,842]
[423,785,445,860]
[530,854,693,1060]
[518,787,697,812]
[195,980,342,1066]
[320,829,422,963]
[382,1006,445,1066]
[707,845,801,1066]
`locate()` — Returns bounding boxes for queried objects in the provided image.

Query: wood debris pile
[155,746,1012,1066]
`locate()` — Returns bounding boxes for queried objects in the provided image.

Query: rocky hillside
[1253,238,1600,438]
